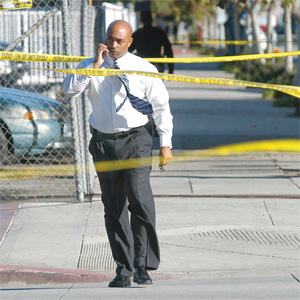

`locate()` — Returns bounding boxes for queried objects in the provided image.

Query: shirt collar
[105,51,130,68]
[113,51,130,66]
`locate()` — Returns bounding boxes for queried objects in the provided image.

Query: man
[62,20,173,287]
[129,10,174,74]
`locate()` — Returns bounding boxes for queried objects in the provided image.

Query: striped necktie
[114,60,153,115]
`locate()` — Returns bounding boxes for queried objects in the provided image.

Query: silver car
[0,87,72,163]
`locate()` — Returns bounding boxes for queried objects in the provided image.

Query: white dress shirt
[62,52,173,148]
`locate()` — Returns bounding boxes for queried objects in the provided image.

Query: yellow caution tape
[0,51,88,63]
[0,139,299,179]
[0,165,75,179]
[1,50,298,96]
[44,67,300,98]
[0,0,32,10]
[93,139,300,173]
[0,50,299,64]
[188,139,300,158]
[147,51,300,63]
[172,40,259,45]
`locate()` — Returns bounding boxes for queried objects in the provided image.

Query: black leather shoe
[108,274,131,287]
[133,266,152,284]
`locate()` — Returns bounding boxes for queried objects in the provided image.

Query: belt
[90,124,147,139]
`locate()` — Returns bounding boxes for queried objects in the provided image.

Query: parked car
[0,87,72,163]
[0,41,29,87]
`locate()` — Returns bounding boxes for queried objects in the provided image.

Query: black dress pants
[89,125,160,277]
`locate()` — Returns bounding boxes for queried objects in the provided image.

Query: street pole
[297,5,300,86]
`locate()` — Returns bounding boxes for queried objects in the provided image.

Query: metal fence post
[60,0,85,202]
[60,0,72,68]
[70,97,85,202]
[81,0,95,197]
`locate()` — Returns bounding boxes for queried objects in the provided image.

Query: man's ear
[128,37,133,47]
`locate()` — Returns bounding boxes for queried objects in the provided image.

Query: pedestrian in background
[62,20,173,288]
[129,10,174,74]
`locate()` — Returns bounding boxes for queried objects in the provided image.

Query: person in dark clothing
[129,10,174,74]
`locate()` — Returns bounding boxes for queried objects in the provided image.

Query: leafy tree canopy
[149,0,247,24]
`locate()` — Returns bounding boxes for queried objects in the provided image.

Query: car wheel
[0,129,10,164]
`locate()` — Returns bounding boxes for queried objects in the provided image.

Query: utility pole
[297,1,300,85]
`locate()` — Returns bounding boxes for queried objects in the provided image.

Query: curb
[0,265,173,285]
[0,265,114,285]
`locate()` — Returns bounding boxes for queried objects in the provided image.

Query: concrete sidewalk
[0,154,299,289]
[0,274,300,299]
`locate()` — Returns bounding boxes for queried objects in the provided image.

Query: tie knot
[114,60,120,69]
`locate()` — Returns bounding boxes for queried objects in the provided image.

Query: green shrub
[198,46,215,56]
[273,96,296,107]
[221,62,239,73]
[263,89,276,99]
[273,95,299,117]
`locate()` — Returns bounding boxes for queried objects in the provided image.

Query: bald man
[63,20,173,287]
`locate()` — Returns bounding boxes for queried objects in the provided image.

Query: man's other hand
[159,147,172,167]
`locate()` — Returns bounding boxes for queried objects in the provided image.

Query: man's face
[106,24,133,60]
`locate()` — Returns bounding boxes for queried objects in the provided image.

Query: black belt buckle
[114,126,140,138]
[114,131,128,138]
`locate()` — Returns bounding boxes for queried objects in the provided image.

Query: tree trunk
[203,15,209,41]
[233,4,241,54]
[266,1,274,54]
[247,0,265,64]
[284,3,293,72]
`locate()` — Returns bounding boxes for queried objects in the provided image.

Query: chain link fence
[0,0,137,201]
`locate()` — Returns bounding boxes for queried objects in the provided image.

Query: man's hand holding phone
[93,43,109,69]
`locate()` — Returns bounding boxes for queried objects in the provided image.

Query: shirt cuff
[159,134,172,149]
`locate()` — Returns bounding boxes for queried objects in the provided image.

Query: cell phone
[103,38,109,56]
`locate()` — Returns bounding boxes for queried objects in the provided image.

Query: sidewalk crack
[263,200,275,226]
[188,175,193,193]
[291,274,300,283]
[58,284,74,300]
[0,203,21,248]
